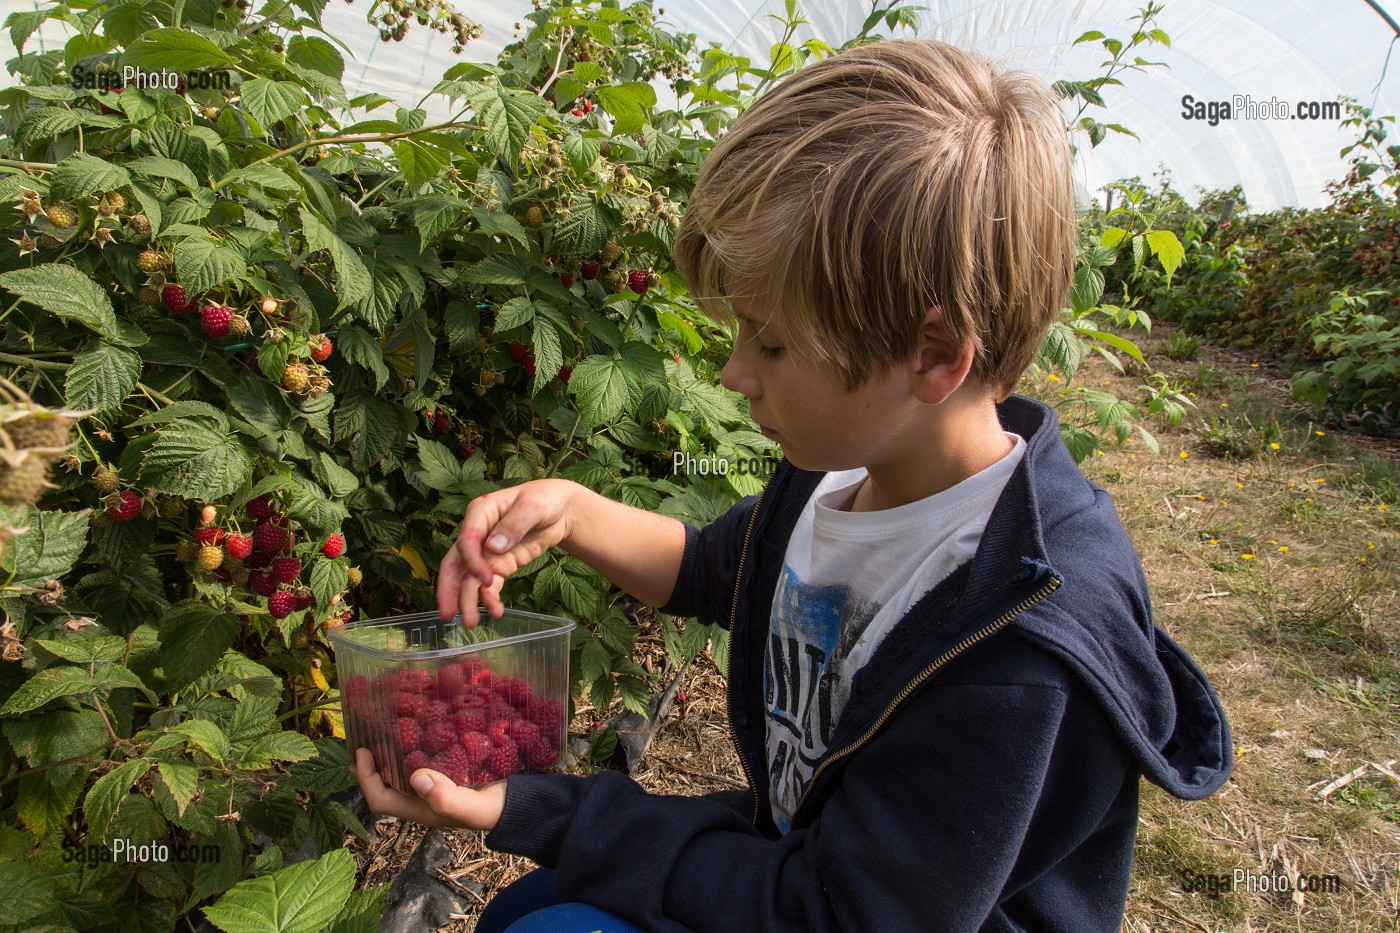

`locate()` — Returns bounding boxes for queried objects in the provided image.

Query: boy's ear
[911,305,977,405]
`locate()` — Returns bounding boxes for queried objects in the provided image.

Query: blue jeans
[475,868,648,933]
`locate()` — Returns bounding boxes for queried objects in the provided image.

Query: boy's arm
[558,484,688,608]
[485,636,1136,933]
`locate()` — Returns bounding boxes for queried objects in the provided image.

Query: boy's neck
[842,397,1014,513]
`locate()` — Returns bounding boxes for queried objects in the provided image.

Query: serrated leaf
[563,134,600,176]
[494,297,536,331]
[464,253,528,286]
[64,340,140,415]
[316,452,359,497]
[16,767,84,838]
[0,666,90,716]
[300,209,371,308]
[0,505,90,589]
[174,719,230,762]
[286,35,344,79]
[174,238,244,293]
[127,154,201,189]
[158,600,241,692]
[140,417,254,499]
[157,760,199,816]
[241,78,304,127]
[51,151,132,199]
[551,195,612,255]
[0,860,59,925]
[414,437,467,492]
[239,730,318,770]
[617,675,649,716]
[465,84,548,164]
[391,139,446,189]
[84,757,152,843]
[287,739,354,795]
[310,557,348,611]
[123,27,234,71]
[1144,229,1184,284]
[201,846,355,933]
[567,353,633,427]
[1070,264,1105,313]
[0,264,118,337]
[532,321,563,394]
[35,635,126,664]
[597,82,656,134]
[444,301,479,354]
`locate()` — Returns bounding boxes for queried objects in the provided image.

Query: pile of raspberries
[344,655,565,790]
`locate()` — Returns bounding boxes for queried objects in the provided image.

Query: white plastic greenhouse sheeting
[9,0,1400,210]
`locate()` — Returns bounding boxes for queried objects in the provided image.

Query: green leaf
[617,675,649,716]
[51,151,131,199]
[494,297,536,331]
[174,719,231,762]
[532,321,563,394]
[16,767,84,838]
[567,354,633,427]
[0,505,90,589]
[1144,229,1184,284]
[310,558,348,614]
[139,418,255,500]
[35,635,125,664]
[240,78,305,127]
[391,139,446,189]
[0,264,118,337]
[286,35,344,79]
[316,452,359,498]
[300,209,371,308]
[597,82,656,134]
[158,600,241,692]
[202,846,355,933]
[551,194,612,256]
[563,134,601,175]
[415,438,467,492]
[1070,264,1105,313]
[238,731,318,770]
[64,340,141,415]
[465,84,549,164]
[124,27,235,71]
[84,757,153,842]
[0,666,90,716]
[287,739,354,795]
[0,860,59,925]
[174,238,244,293]
[156,760,199,817]
[464,253,529,286]
[127,154,201,190]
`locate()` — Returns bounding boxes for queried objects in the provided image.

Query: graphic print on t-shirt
[764,562,879,832]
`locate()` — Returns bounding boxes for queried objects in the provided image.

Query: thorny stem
[214,121,480,188]
[0,352,68,371]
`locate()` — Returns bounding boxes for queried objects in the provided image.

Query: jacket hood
[991,395,1234,800]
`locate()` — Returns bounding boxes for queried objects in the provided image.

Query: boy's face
[719,299,923,473]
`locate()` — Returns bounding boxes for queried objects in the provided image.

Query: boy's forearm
[561,484,686,608]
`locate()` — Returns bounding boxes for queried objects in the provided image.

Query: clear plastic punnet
[328,609,575,793]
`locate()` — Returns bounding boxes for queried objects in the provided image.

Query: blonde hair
[674,38,1076,394]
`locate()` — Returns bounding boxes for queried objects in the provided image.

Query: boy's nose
[720,347,760,400]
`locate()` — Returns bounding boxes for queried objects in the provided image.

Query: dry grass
[350,325,1400,932]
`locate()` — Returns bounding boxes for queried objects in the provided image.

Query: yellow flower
[1208,539,1218,546]
[1189,391,1197,398]
[1379,504,1389,512]
[1250,363,1259,368]
[1236,482,1243,489]
[1221,402,1229,408]
[1047,373,1061,382]
[1269,540,1277,545]
[1196,494,1206,501]
[1221,499,1228,505]
[1269,442,1279,450]
[1179,450,1189,459]
[1314,478,1325,484]
[1278,546,1289,553]
[1306,497,1313,503]
[1358,556,1368,563]
[1367,541,1375,550]
[1242,552,1255,560]
[1315,430,1325,436]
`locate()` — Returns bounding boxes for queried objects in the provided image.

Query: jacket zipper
[788,574,1063,823]
[726,484,768,827]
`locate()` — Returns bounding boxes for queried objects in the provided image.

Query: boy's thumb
[487,533,510,552]
[411,771,435,794]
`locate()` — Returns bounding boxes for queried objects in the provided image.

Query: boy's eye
[758,343,784,359]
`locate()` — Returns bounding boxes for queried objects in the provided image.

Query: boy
[354,38,1233,931]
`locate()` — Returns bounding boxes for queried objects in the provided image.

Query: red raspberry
[583,99,594,113]
[436,665,467,698]
[246,495,276,520]
[422,721,456,754]
[249,571,277,597]
[416,700,451,725]
[268,590,295,619]
[453,709,487,736]
[161,284,190,315]
[524,737,557,768]
[461,731,491,766]
[524,357,536,377]
[248,552,271,569]
[580,261,601,281]
[488,736,520,779]
[558,366,572,384]
[401,668,434,694]
[497,676,533,708]
[559,271,575,289]
[525,696,565,737]
[225,534,253,559]
[461,656,489,680]
[572,108,584,117]
[321,533,345,559]
[435,412,449,431]
[201,304,233,338]
[195,526,224,546]
[395,693,426,717]
[106,490,142,521]
[628,270,649,295]
[404,750,430,774]
[485,701,517,724]
[254,522,289,554]
[509,719,541,749]
[431,746,471,785]
[451,691,487,711]
[394,718,423,751]
[311,336,333,362]
[343,676,371,701]
[508,340,528,362]
[294,591,313,611]
[271,557,301,583]
[461,444,476,459]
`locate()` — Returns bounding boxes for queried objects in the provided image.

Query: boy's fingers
[437,547,465,620]
[410,770,508,832]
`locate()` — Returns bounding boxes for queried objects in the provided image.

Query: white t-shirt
[762,433,1027,833]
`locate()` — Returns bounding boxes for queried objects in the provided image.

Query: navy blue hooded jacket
[485,394,1234,931]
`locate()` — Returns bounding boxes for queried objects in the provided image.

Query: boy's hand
[352,748,507,831]
[437,479,575,628]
